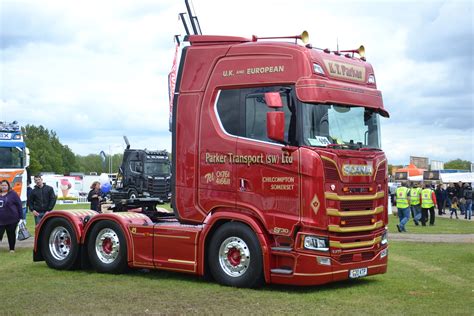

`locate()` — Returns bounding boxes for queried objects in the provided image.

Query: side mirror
[264,92,283,108]
[267,111,285,143]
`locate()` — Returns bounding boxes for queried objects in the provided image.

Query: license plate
[349,268,368,279]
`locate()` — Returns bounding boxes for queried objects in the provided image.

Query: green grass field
[0,242,472,315]
[388,213,474,234]
[4,204,473,314]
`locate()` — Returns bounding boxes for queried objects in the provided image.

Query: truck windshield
[145,161,170,175]
[301,103,381,149]
[0,147,24,168]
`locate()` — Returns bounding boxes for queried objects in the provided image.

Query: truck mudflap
[33,210,98,262]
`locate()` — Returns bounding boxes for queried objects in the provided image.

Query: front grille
[338,251,375,264]
[341,215,374,227]
[340,200,373,211]
[147,179,170,195]
[362,252,375,260]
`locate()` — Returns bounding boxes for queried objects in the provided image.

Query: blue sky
[1,0,472,166]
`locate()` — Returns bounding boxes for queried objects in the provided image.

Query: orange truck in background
[0,121,30,218]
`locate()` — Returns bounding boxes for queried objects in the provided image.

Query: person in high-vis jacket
[421,182,438,226]
[410,182,422,225]
[396,182,411,232]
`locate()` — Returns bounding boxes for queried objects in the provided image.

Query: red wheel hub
[227,248,241,266]
[102,238,113,254]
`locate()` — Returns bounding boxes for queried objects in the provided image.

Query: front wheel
[41,218,79,270]
[208,222,264,288]
[128,189,138,199]
[87,220,128,274]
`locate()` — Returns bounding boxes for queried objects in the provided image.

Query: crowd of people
[395,181,473,232]
[1,174,102,252]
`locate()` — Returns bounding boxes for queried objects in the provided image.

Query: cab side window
[216,90,241,136]
[216,86,294,144]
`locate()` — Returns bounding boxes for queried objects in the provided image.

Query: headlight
[381,230,388,245]
[303,235,329,251]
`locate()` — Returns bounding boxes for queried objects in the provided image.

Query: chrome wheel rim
[95,228,120,264]
[49,226,72,261]
[218,237,250,277]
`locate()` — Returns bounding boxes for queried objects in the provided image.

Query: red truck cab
[34,33,388,288]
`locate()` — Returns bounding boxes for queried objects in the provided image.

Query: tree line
[23,125,123,175]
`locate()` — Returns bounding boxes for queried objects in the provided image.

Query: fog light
[380,248,387,258]
[317,256,331,266]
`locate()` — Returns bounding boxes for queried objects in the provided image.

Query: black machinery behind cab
[112,136,171,202]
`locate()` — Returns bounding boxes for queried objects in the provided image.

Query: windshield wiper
[326,144,350,149]
[359,147,382,152]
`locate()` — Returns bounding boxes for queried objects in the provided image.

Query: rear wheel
[87,220,128,273]
[208,222,264,288]
[41,218,79,270]
[128,189,138,199]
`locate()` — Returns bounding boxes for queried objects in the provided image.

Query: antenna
[185,0,202,35]
[179,12,190,36]
[123,136,130,150]
[190,0,202,35]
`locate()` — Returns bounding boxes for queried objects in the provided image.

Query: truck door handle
[240,178,248,191]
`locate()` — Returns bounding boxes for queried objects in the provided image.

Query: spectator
[450,197,460,219]
[446,183,456,210]
[0,180,24,253]
[395,181,411,232]
[457,182,466,215]
[435,184,446,216]
[463,183,472,220]
[87,181,103,213]
[409,182,422,225]
[29,174,56,225]
[421,182,437,226]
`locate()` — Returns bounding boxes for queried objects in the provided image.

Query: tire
[87,220,128,274]
[208,222,264,288]
[41,218,79,270]
[128,189,138,199]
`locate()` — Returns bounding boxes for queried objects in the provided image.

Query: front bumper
[269,232,388,286]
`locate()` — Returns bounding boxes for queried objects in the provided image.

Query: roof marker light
[313,63,325,76]
[368,74,376,84]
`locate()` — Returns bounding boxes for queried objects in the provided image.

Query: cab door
[235,87,300,236]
